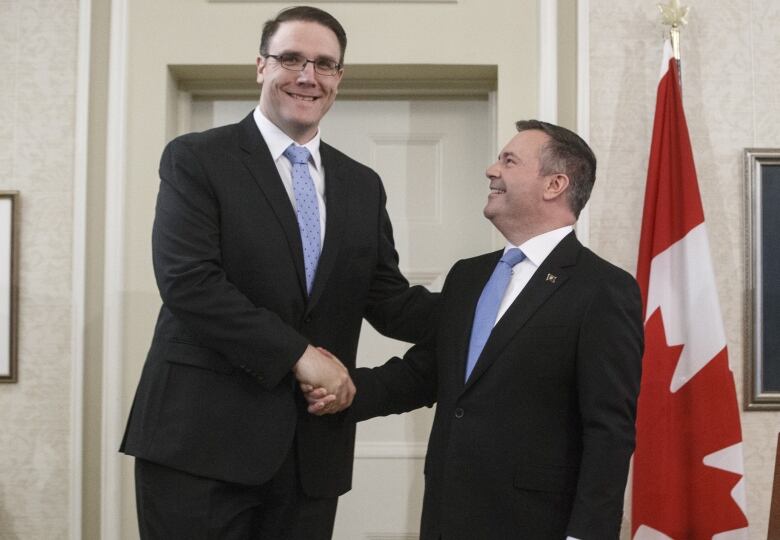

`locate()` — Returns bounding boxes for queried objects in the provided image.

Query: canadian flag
[631,41,749,539]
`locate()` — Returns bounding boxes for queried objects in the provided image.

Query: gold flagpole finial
[658,0,689,59]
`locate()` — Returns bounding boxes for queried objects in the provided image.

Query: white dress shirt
[253,106,326,246]
[493,225,574,325]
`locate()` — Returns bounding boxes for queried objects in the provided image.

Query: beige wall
[1,0,779,538]
[588,0,780,537]
[0,0,78,538]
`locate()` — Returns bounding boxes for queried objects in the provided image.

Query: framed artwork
[0,191,18,382]
[744,149,780,409]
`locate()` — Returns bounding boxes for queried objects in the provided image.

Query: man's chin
[483,204,497,220]
[279,117,320,143]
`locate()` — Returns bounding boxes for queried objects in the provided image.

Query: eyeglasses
[265,53,342,76]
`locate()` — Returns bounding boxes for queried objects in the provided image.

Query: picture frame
[744,149,780,409]
[0,191,18,383]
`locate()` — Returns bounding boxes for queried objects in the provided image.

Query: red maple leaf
[632,309,748,538]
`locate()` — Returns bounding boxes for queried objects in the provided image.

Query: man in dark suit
[308,120,644,539]
[120,6,435,539]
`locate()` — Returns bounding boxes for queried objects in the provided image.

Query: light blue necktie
[465,248,526,381]
[283,144,321,295]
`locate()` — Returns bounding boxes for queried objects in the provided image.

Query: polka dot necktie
[465,248,526,381]
[283,144,321,295]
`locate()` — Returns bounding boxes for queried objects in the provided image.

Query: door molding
[70,0,92,537]
[576,0,592,246]
[102,0,130,537]
[538,0,558,123]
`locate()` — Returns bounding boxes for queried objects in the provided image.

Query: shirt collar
[504,225,574,267]
[253,105,322,171]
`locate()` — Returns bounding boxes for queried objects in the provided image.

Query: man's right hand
[292,346,355,413]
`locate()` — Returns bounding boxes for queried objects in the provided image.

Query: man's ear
[256,56,266,86]
[542,173,570,201]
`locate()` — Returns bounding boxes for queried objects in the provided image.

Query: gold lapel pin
[545,273,557,284]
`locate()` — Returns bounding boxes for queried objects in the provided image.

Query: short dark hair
[259,6,347,64]
[515,120,596,218]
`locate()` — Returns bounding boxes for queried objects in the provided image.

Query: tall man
[309,120,643,539]
[120,6,435,539]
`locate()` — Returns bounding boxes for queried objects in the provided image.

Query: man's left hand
[301,383,340,415]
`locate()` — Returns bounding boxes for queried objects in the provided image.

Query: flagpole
[670,26,680,60]
[658,0,689,80]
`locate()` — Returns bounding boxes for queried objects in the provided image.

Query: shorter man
[308,120,644,539]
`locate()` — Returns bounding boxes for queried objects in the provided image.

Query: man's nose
[485,162,500,179]
[296,61,317,81]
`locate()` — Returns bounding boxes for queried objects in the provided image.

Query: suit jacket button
[304,316,312,324]
[454,408,464,419]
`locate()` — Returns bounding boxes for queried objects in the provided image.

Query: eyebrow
[498,151,521,161]
[276,49,339,62]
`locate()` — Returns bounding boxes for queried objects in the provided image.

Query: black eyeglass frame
[264,53,343,76]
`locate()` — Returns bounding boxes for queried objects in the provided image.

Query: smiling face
[483,130,559,243]
[256,20,344,144]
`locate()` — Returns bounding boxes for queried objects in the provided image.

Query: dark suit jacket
[352,232,643,539]
[120,112,436,498]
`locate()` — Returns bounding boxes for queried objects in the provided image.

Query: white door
[202,96,495,539]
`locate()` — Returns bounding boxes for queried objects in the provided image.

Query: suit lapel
[449,251,504,392]
[237,113,307,297]
[305,143,346,314]
[462,232,581,393]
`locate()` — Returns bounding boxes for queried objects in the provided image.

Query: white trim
[488,90,498,162]
[400,270,443,287]
[102,0,129,537]
[575,0,591,246]
[70,0,91,537]
[354,442,427,459]
[538,0,558,123]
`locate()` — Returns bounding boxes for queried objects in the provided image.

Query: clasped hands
[293,345,353,416]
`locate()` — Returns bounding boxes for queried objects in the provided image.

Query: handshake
[292,345,355,416]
